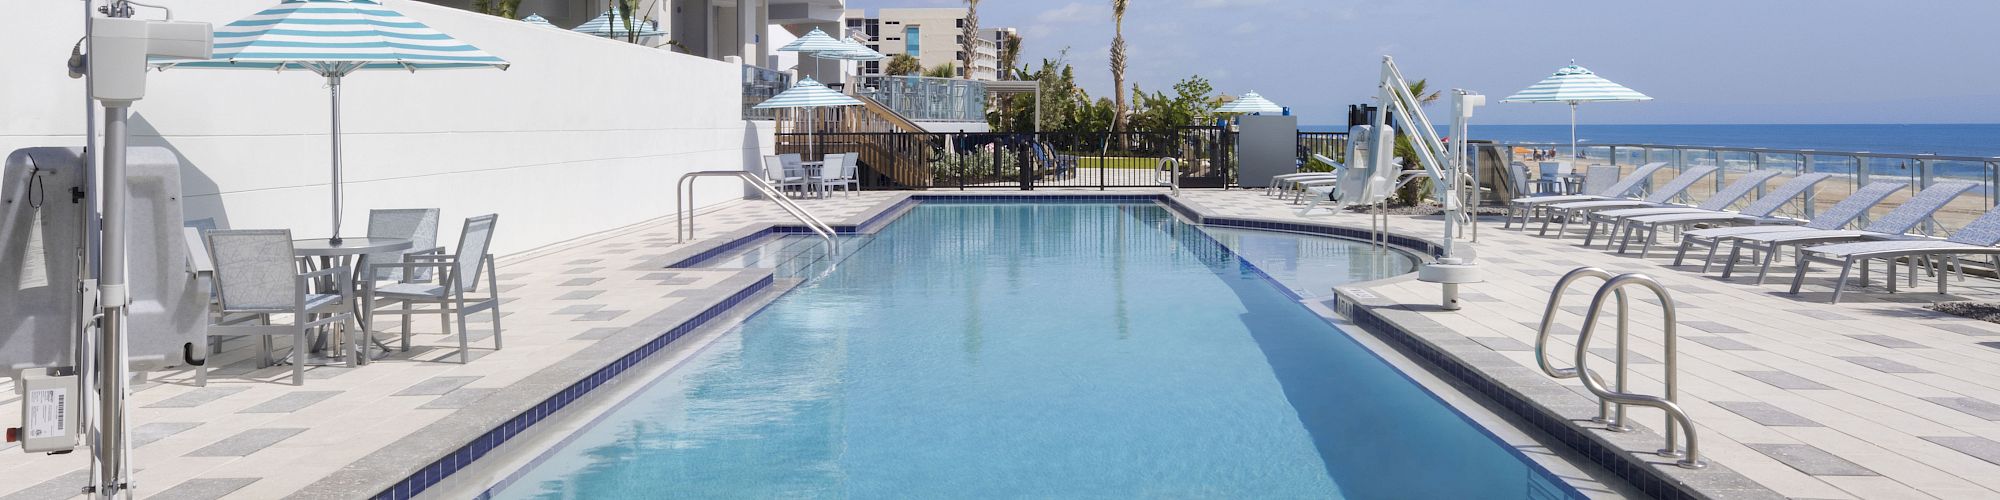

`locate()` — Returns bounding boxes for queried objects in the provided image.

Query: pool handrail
[676,171,839,255]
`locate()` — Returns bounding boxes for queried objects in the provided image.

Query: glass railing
[742,65,791,120]
[856,76,987,123]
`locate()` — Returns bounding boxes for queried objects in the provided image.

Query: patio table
[294,237,411,364]
[800,161,826,198]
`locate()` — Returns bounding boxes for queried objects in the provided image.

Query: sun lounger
[1792,205,2000,302]
[1538,166,1718,238]
[1670,181,1906,271]
[1719,181,1976,284]
[1580,169,1780,247]
[1609,173,1833,256]
[1504,162,1666,229]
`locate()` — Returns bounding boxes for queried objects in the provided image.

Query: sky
[851,0,2000,125]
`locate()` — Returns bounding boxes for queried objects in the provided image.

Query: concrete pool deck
[3,188,1996,499]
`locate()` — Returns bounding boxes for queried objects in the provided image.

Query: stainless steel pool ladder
[1156,157,1180,196]
[676,171,839,255]
[1534,267,1705,469]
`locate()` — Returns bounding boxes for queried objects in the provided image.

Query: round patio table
[294,237,411,364]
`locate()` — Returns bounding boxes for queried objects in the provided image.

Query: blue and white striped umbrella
[778,28,849,53]
[571,10,663,38]
[521,13,555,28]
[153,0,508,242]
[1501,62,1651,155]
[813,38,885,61]
[1216,91,1283,114]
[754,77,862,109]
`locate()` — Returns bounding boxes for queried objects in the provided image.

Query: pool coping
[332,192,1774,500]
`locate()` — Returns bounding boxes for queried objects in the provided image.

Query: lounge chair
[1504,162,1666,229]
[1279,154,1345,200]
[1537,166,1719,238]
[1792,205,2000,303]
[1611,173,1833,256]
[1581,170,1782,248]
[1720,181,1976,284]
[1269,154,1342,196]
[201,229,357,386]
[363,214,503,364]
[1670,181,1905,271]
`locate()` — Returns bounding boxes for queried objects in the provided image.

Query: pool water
[493,202,1577,499]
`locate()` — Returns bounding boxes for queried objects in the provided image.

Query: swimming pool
[491,202,1578,499]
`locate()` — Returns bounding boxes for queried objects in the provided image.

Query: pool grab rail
[1535,267,1705,469]
[676,171,839,255]
[1156,157,1180,197]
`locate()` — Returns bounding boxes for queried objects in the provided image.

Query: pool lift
[1349,56,1485,310]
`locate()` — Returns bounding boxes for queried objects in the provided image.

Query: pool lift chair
[1347,56,1484,311]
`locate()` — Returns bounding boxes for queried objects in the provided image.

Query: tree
[962,0,981,79]
[613,0,642,44]
[1392,79,1443,206]
[886,54,923,76]
[996,32,1022,80]
[473,0,523,19]
[1110,0,1129,138]
[925,63,959,78]
[1127,75,1218,133]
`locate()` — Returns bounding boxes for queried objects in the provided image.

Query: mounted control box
[89,17,212,104]
[11,372,79,454]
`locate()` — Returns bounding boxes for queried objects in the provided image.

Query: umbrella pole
[1569,102,1578,159]
[329,73,344,245]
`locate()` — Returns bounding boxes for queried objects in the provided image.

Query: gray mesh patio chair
[1613,173,1832,257]
[1504,163,1660,229]
[364,208,441,283]
[1581,170,1781,248]
[201,229,356,386]
[1721,181,1976,284]
[1792,205,2000,303]
[1538,165,1718,238]
[764,155,809,197]
[1508,162,1564,200]
[1671,181,1905,271]
[363,214,502,363]
[818,153,859,196]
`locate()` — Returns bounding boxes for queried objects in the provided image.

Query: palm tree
[997,32,1022,80]
[962,0,981,79]
[925,63,959,78]
[886,54,923,76]
[1110,0,1129,138]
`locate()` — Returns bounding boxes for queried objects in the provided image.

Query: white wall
[0,0,767,255]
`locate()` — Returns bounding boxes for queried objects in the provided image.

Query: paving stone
[1925,397,2000,420]
[1521,321,1577,336]
[1714,401,1821,427]
[1926,323,2000,337]
[0,470,89,500]
[1589,347,1658,364]
[574,310,629,322]
[1683,320,1748,334]
[1845,335,1926,348]
[395,376,481,396]
[1685,336,1758,351]
[186,428,306,457]
[132,422,202,448]
[555,290,605,300]
[555,304,606,315]
[1791,309,1856,320]
[145,386,249,408]
[1521,268,1562,277]
[1468,336,1534,351]
[1746,443,1878,476]
[571,327,622,340]
[1924,436,2000,466]
[1457,292,1500,303]
[239,391,341,413]
[1738,370,1833,390]
[564,259,602,265]
[1839,356,1930,374]
[641,272,681,280]
[149,478,259,500]
[419,388,499,410]
[558,277,603,286]
[563,267,604,275]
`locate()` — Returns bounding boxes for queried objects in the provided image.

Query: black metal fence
[1296,131,1347,172]
[776,127,1233,190]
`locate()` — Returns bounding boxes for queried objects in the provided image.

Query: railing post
[1919,156,1935,235]
[1018,140,1032,191]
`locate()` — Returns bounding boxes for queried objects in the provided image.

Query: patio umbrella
[813,37,885,61]
[753,77,863,156]
[521,13,556,28]
[1501,62,1651,156]
[779,28,849,79]
[157,0,507,244]
[571,10,663,38]
[1216,91,1284,114]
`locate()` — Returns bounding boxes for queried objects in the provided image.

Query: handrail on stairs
[676,171,839,255]
[1536,267,1705,469]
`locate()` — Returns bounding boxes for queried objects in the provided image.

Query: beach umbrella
[521,13,556,28]
[813,37,885,61]
[780,28,850,78]
[155,0,508,244]
[754,77,863,156]
[1216,91,1284,114]
[1502,61,1651,156]
[571,10,663,38]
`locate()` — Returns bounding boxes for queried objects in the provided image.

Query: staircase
[776,93,938,189]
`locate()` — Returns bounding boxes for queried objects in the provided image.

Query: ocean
[1299,124,2000,158]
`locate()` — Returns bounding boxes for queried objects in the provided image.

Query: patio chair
[1536,162,1567,194]
[363,214,503,364]
[201,229,356,386]
[1537,165,1719,238]
[1504,162,1666,229]
[1671,181,1904,271]
[1792,205,2000,303]
[819,153,859,196]
[763,155,810,196]
[1721,181,1975,284]
[1612,173,1833,257]
[363,208,441,282]
[1507,162,1565,200]
[1581,170,1780,248]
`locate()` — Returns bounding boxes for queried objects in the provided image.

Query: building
[984,27,1019,79]
[844,7,1010,82]
[417,0,846,70]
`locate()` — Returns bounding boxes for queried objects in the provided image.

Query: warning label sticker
[26,388,65,439]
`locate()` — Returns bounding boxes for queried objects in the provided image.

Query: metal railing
[1156,157,1180,196]
[1297,131,1349,170]
[856,76,987,122]
[777,128,1234,190]
[742,65,792,120]
[676,171,838,255]
[1536,268,1703,469]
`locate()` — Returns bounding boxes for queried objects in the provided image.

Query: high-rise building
[844,7,1014,82]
